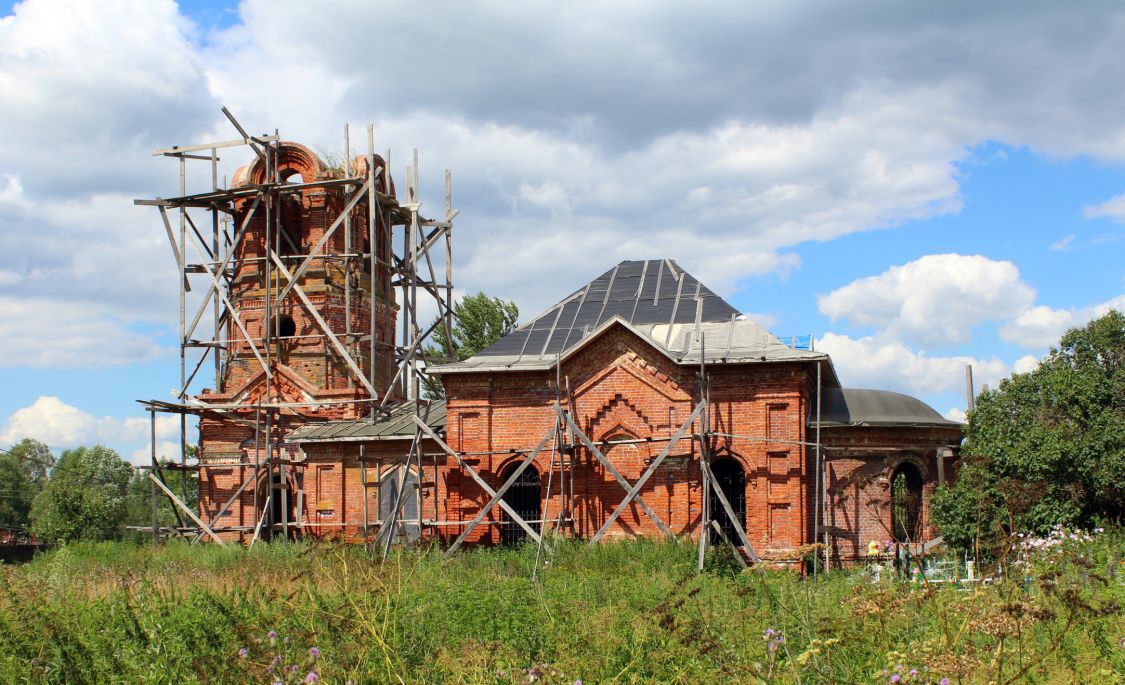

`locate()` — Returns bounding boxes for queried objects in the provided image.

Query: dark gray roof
[475,259,739,358]
[286,400,446,443]
[431,259,830,374]
[819,388,961,428]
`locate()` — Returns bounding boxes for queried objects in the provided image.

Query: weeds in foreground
[0,532,1120,683]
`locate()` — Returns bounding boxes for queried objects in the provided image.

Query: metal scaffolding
[131,113,814,571]
[134,108,456,545]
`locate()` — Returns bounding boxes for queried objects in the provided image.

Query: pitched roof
[431,259,830,374]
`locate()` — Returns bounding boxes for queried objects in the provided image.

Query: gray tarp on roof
[818,388,961,428]
[286,400,446,443]
[432,259,829,375]
[474,259,739,358]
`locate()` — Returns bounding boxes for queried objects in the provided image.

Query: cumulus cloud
[943,407,967,423]
[999,294,1125,348]
[2,0,1125,376]
[0,0,216,198]
[817,254,1035,347]
[0,396,180,449]
[131,441,182,465]
[817,332,1009,397]
[190,1,1125,316]
[0,0,217,370]
[1013,354,1041,374]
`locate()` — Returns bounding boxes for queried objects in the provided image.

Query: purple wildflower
[940,679,950,685]
[306,672,319,683]
[908,669,918,677]
[237,647,249,658]
[309,647,320,659]
[574,681,584,685]
[763,628,776,640]
[890,676,901,684]
[267,630,278,639]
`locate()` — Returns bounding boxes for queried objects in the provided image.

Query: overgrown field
[0,533,1122,684]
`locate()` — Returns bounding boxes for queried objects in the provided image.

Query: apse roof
[818,388,961,428]
[431,259,830,374]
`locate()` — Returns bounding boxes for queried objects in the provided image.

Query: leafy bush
[933,310,1125,555]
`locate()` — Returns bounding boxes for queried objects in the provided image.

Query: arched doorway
[709,458,746,544]
[891,462,924,542]
[499,462,541,545]
[379,466,420,543]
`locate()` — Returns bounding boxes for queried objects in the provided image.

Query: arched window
[499,461,541,545]
[277,315,296,338]
[277,195,304,256]
[891,462,924,543]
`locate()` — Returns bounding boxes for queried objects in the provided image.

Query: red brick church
[196,143,961,566]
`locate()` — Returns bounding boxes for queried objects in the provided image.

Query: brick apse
[191,144,961,565]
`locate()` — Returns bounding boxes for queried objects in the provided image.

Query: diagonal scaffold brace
[412,416,552,555]
[554,402,676,540]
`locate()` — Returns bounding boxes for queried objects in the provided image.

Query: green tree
[932,309,1125,554]
[0,453,35,531]
[30,445,132,543]
[424,292,519,398]
[0,439,54,532]
[6,438,54,485]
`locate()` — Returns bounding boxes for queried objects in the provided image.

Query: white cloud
[817,254,1035,347]
[1013,354,1040,374]
[1084,192,1125,223]
[0,0,216,198]
[0,0,213,370]
[744,312,779,330]
[944,407,967,423]
[817,332,1009,397]
[1,0,1125,381]
[0,295,167,368]
[131,441,182,465]
[1049,234,1076,252]
[0,396,180,451]
[999,293,1125,348]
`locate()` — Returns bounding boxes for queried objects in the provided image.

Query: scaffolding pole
[136,109,460,549]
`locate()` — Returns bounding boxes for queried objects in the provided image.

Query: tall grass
[0,533,1121,683]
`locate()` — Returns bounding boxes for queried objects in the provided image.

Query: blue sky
[0,1,1122,463]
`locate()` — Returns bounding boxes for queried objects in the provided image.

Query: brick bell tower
[196,141,399,540]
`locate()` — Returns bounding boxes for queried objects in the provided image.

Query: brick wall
[440,323,815,552]
[819,425,962,563]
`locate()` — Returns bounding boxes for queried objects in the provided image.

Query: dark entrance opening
[891,462,924,543]
[264,470,296,541]
[499,462,541,545]
[379,466,420,543]
[709,458,747,545]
